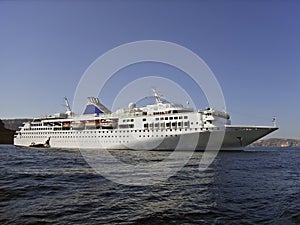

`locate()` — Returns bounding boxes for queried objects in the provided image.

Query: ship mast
[64,97,72,116]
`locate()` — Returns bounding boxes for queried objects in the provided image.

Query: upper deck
[17,89,231,133]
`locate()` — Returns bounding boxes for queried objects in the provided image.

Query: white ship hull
[14,125,277,151]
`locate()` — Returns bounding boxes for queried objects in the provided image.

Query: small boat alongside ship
[29,137,50,148]
[14,89,278,150]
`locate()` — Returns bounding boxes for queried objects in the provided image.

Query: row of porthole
[18,127,217,139]
[22,125,214,135]
[138,134,179,138]
[55,140,129,144]
[19,135,131,139]
[24,127,52,131]
[22,132,53,135]
[145,115,189,121]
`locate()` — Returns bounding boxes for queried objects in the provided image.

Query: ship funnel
[83,97,111,115]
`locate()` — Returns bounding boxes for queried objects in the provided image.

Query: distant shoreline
[248,138,300,148]
[0,119,15,144]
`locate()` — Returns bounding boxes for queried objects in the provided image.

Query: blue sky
[0,0,299,138]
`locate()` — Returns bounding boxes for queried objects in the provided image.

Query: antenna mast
[152,88,163,104]
[64,97,72,115]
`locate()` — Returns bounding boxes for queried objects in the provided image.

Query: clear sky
[0,0,299,138]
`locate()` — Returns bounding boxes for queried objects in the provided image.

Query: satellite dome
[128,102,136,109]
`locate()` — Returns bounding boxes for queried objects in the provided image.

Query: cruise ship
[14,90,278,150]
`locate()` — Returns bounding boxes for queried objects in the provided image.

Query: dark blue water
[1,145,299,225]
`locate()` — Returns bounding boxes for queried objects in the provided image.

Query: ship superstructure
[14,90,278,150]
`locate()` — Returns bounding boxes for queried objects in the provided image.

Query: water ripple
[0,145,299,224]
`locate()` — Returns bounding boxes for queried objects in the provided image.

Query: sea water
[1,145,299,224]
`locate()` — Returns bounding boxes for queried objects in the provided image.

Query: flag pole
[272,117,277,127]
